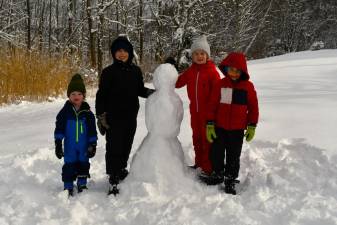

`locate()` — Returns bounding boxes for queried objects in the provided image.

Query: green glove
[244,125,256,142]
[206,121,217,143]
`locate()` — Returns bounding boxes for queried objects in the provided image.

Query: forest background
[0,0,336,104]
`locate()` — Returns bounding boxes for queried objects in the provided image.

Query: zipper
[228,82,236,130]
[80,122,83,134]
[73,108,86,143]
[195,71,200,112]
[76,116,79,143]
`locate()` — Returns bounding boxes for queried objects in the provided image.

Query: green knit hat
[67,73,86,97]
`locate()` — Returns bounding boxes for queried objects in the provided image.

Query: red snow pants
[191,111,212,174]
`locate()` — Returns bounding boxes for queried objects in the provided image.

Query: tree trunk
[38,1,45,52]
[68,0,74,54]
[48,0,52,54]
[26,0,31,51]
[116,2,119,34]
[97,0,104,76]
[138,0,144,64]
[86,0,97,68]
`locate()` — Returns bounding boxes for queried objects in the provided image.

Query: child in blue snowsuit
[54,74,98,196]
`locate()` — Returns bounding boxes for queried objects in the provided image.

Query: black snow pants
[105,118,137,176]
[210,128,244,179]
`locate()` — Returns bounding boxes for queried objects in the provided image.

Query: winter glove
[164,56,178,70]
[87,144,96,158]
[55,139,63,159]
[244,125,256,142]
[146,89,156,97]
[206,121,217,143]
[97,112,110,135]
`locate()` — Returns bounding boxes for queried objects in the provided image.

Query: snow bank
[1,139,336,225]
[249,49,337,155]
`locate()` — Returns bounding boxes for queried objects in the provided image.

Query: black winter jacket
[95,61,153,120]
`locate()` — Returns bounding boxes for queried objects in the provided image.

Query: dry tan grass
[0,49,79,105]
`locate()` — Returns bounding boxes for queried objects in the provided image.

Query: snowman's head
[152,64,178,91]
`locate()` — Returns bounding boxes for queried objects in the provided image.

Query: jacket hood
[219,52,250,80]
[110,36,134,64]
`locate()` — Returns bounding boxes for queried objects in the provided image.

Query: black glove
[55,139,63,159]
[97,113,109,135]
[146,89,156,97]
[164,56,178,70]
[87,144,96,158]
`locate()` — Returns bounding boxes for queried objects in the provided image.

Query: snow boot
[199,171,224,185]
[77,185,88,193]
[224,177,240,195]
[66,188,74,197]
[108,173,120,196]
[108,184,119,196]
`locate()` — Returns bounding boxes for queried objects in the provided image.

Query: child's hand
[244,125,256,142]
[55,139,63,159]
[87,144,96,158]
[206,121,217,143]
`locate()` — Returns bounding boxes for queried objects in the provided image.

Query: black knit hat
[110,36,134,63]
[67,73,86,97]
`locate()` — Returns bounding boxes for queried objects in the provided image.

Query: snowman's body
[129,64,186,191]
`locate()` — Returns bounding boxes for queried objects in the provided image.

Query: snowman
[128,63,188,193]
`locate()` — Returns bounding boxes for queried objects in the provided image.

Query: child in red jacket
[176,35,220,176]
[206,52,259,194]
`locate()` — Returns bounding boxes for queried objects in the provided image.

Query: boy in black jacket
[95,36,154,192]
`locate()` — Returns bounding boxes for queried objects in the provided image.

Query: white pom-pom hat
[190,35,210,57]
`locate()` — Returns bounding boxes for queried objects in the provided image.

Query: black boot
[224,177,239,195]
[119,169,129,181]
[199,171,224,185]
[108,173,120,196]
[108,184,119,196]
[77,185,88,193]
[66,188,74,197]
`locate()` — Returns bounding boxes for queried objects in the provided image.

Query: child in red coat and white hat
[176,35,220,177]
[206,52,259,194]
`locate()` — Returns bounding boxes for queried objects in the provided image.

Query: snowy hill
[1,50,337,225]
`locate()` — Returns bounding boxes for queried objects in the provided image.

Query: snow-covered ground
[0,50,337,225]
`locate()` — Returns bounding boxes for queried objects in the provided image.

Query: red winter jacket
[176,60,220,115]
[207,53,259,130]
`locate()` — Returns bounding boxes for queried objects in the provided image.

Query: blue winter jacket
[54,101,97,162]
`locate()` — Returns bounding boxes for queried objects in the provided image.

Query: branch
[0,16,27,32]
[244,0,274,54]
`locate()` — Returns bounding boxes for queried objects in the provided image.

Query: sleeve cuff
[89,136,98,143]
[54,133,64,140]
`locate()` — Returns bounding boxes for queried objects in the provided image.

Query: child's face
[69,91,84,107]
[192,50,208,64]
[115,49,129,62]
[227,67,241,81]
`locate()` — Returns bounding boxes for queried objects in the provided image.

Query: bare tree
[86,0,96,68]
[38,0,45,52]
[26,0,31,50]
[137,0,144,63]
